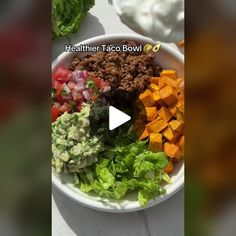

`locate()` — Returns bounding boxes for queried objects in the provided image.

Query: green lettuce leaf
[52,0,95,39]
[75,137,170,206]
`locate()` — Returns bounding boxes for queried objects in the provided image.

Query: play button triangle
[109,106,131,131]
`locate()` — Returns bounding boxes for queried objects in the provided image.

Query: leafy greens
[52,0,95,39]
[74,134,170,206]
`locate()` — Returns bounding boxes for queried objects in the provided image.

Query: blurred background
[0,0,236,235]
[0,0,51,235]
[186,0,236,235]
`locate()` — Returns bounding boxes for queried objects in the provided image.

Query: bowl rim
[52,33,184,213]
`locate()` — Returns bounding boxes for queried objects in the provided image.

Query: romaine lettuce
[52,0,95,39]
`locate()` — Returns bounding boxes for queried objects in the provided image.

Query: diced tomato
[59,103,71,113]
[71,90,82,102]
[92,77,110,93]
[51,68,103,118]
[90,95,97,101]
[51,106,59,122]
[67,81,76,90]
[91,77,100,87]
[56,94,64,104]
[56,82,63,96]
[52,66,72,83]
[92,77,108,89]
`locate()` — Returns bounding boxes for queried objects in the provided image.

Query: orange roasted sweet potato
[140,107,158,122]
[160,76,178,88]
[176,135,184,150]
[138,89,155,107]
[158,106,172,122]
[146,118,168,133]
[135,70,184,163]
[168,103,178,116]
[148,83,160,92]
[163,142,181,158]
[163,126,179,142]
[148,133,162,152]
[150,77,160,85]
[164,160,174,173]
[138,128,150,140]
[153,91,161,104]
[160,70,177,80]
[159,85,178,105]
[169,120,183,132]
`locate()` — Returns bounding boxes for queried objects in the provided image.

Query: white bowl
[52,34,184,213]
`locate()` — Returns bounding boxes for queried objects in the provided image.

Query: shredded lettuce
[75,136,170,206]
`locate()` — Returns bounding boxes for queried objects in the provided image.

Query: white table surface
[52,1,184,235]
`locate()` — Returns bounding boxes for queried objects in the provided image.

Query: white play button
[109,106,131,131]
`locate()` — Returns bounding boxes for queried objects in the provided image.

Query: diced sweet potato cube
[153,91,161,104]
[163,142,181,158]
[148,83,160,92]
[138,128,150,140]
[160,70,177,80]
[159,85,178,105]
[158,106,172,122]
[160,76,178,88]
[139,89,155,107]
[177,100,184,113]
[150,77,160,85]
[146,118,168,133]
[163,126,178,142]
[169,120,183,132]
[168,103,177,116]
[148,133,162,152]
[164,161,174,173]
[177,135,184,149]
[140,107,158,122]
[158,77,166,88]
[176,108,184,122]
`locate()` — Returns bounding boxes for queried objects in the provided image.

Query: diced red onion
[79,70,88,78]
[82,90,90,100]
[63,83,71,94]
[76,78,84,85]
[72,70,81,77]
[74,84,85,91]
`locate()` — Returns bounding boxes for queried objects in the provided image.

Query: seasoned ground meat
[71,40,162,100]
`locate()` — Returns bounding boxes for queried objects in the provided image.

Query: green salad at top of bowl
[51,40,184,206]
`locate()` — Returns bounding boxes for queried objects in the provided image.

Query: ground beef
[71,40,162,100]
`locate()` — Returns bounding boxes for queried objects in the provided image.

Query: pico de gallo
[51,66,109,122]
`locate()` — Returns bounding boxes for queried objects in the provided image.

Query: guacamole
[52,105,104,173]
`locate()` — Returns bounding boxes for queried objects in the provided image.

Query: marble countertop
[52,1,184,235]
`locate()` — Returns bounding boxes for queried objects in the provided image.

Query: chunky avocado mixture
[52,105,104,173]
